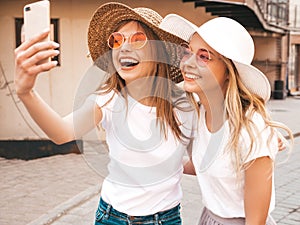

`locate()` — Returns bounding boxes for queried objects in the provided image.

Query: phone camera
[25,6,31,12]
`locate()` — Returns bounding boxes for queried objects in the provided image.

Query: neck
[197,90,226,133]
[126,77,155,106]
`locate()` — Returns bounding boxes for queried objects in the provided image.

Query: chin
[183,82,201,93]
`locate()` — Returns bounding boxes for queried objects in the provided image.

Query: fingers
[278,137,286,152]
[28,60,58,75]
[15,29,59,67]
[15,47,59,79]
[15,34,60,76]
[16,29,50,52]
[15,41,59,64]
[20,47,59,69]
[14,30,60,96]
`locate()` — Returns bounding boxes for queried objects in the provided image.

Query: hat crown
[134,7,162,26]
[197,17,254,65]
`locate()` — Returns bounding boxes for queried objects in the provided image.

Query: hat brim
[159,14,198,42]
[88,2,186,83]
[233,61,271,102]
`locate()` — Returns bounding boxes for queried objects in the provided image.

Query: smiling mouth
[185,73,202,80]
[120,58,140,67]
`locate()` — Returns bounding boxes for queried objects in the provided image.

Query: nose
[120,37,132,52]
[183,53,197,68]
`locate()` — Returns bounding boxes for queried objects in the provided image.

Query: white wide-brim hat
[160,15,271,102]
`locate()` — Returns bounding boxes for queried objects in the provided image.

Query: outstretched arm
[15,30,102,144]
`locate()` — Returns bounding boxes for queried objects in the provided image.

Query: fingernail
[53,42,60,48]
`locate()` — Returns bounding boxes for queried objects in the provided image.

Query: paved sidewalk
[0,154,102,225]
[0,97,299,225]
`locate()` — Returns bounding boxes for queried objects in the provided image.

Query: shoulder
[92,89,118,107]
[240,111,278,162]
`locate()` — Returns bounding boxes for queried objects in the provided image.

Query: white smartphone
[24,0,50,41]
[23,0,50,63]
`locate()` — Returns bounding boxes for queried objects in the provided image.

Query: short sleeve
[90,90,116,126]
[239,112,278,163]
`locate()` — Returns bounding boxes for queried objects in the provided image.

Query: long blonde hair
[187,56,294,175]
[223,58,293,174]
[97,21,192,142]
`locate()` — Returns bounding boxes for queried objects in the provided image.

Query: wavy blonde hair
[223,57,293,174]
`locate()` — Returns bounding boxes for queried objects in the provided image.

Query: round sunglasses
[179,43,212,67]
[107,32,148,50]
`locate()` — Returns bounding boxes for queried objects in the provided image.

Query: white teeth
[120,58,138,64]
[185,74,201,79]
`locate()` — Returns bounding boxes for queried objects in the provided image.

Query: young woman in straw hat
[14,2,196,225]
[160,15,293,225]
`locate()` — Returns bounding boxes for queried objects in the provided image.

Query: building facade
[0,0,299,155]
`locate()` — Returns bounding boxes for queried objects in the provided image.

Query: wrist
[17,89,35,100]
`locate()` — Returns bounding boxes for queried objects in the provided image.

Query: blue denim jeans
[94,197,182,225]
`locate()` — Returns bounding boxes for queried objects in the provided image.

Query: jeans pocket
[95,208,105,223]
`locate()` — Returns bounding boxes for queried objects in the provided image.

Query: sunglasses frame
[107,31,148,50]
[179,43,212,66]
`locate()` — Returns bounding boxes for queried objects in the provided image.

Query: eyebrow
[190,46,216,56]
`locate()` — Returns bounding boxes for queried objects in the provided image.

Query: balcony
[183,0,290,34]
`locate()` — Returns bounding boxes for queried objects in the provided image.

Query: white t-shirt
[192,105,278,218]
[94,90,196,216]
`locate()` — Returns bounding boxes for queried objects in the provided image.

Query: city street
[0,97,299,225]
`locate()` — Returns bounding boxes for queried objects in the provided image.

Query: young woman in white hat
[14,2,196,225]
[160,15,293,225]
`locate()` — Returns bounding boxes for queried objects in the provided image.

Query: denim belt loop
[104,203,111,219]
[127,217,132,225]
[154,213,162,225]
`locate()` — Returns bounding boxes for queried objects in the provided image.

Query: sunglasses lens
[130,32,147,49]
[197,49,211,64]
[179,44,211,67]
[108,32,123,49]
[179,43,192,61]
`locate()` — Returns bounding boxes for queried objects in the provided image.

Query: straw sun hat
[88,2,186,83]
[160,15,271,102]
